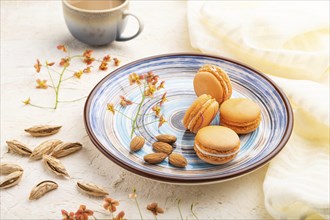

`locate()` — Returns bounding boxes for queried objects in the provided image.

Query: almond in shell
[0,170,23,189]
[169,153,188,168]
[29,180,58,200]
[77,181,109,197]
[24,125,62,137]
[0,163,23,175]
[50,142,82,158]
[30,139,63,160]
[42,155,70,177]
[6,140,32,156]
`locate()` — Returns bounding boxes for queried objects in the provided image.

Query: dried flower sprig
[25,45,121,110]
[129,188,144,220]
[107,71,167,137]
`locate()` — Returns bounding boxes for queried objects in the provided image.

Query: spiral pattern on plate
[84,54,293,184]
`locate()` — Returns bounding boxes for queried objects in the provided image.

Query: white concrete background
[1,1,272,219]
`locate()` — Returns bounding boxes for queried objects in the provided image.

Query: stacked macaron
[183,64,262,165]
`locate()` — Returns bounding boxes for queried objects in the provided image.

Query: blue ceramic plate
[84,54,293,184]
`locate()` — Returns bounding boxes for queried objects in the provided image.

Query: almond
[155,134,177,144]
[169,153,188,168]
[144,153,167,164]
[130,136,145,152]
[152,142,173,155]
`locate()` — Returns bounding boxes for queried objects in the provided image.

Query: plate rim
[83,53,294,184]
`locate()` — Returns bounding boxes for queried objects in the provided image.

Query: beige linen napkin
[187,1,329,219]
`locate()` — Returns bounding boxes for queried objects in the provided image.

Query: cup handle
[116,13,144,41]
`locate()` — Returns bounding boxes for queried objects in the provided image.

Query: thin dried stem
[178,199,184,220]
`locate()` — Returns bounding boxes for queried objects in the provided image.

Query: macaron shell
[194,71,224,104]
[195,126,240,151]
[191,100,219,133]
[220,98,261,123]
[194,145,239,165]
[183,94,210,128]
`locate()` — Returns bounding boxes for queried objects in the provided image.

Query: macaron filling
[194,143,240,158]
[221,115,261,128]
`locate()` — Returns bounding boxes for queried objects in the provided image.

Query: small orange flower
[103,197,119,213]
[144,83,156,97]
[83,49,93,58]
[120,96,133,107]
[46,61,55,66]
[129,73,141,85]
[145,71,154,80]
[57,44,67,52]
[145,71,159,85]
[36,79,48,89]
[61,210,75,220]
[114,211,125,220]
[107,103,115,114]
[84,57,95,65]
[129,188,137,199]
[157,81,165,90]
[83,66,92,73]
[113,58,120,66]
[34,59,42,73]
[147,203,164,216]
[152,105,161,117]
[59,57,70,67]
[158,115,166,128]
[75,205,93,220]
[99,61,108,71]
[73,70,83,79]
[22,97,31,105]
[160,92,168,106]
[150,75,159,85]
[103,55,111,62]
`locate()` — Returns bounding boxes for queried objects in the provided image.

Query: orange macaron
[220,98,261,134]
[193,64,232,104]
[194,126,240,165]
[183,94,219,133]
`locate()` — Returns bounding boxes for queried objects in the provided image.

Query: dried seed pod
[77,181,109,197]
[152,142,173,155]
[144,153,167,164]
[30,139,63,160]
[155,134,177,144]
[130,136,145,152]
[0,170,23,189]
[50,142,82,158]
[42,155,69,177]
[29,180,58,200]
[6,140,32,156]
[168,153,188,168]
[24,125,62,137]
[0,163,23,175]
